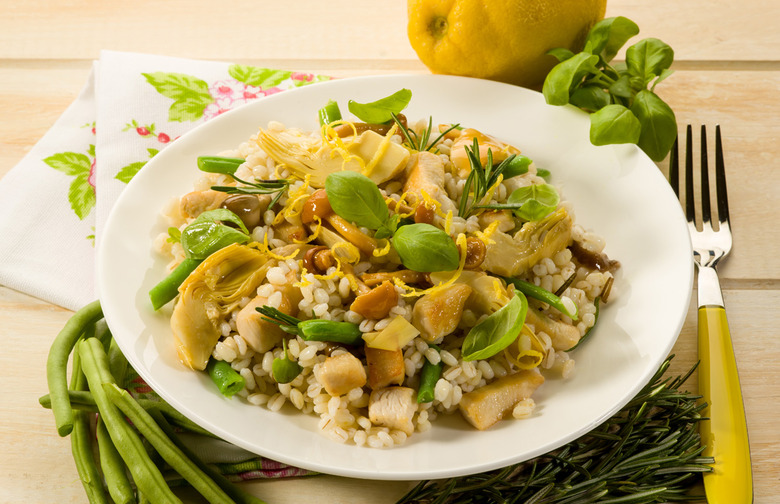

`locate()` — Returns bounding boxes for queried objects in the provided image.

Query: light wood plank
[1,1,779,63]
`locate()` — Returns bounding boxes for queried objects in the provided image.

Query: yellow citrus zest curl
[473,219,500,246]
[395,233,467,298]
[372,238,392,257]
[504,324,545,370]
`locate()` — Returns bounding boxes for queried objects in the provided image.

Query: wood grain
[1,0,777,502]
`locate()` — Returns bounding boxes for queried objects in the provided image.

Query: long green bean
[149,409,267,504]
[69,344,110,504]
[96,419,136,504]
[149,257,201,310]
[103,382,235,504]
[46,299,103,436]
[78,338,181,504]
[417,358,442,404]
[502,276,579,320]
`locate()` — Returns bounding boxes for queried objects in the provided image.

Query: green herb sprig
[543,16,677,162]
[396,356,712,504]
[458,138,524,218]
[391,114,460,153]
[197,155,291,208]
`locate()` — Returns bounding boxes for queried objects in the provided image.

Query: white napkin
[0,50,330,311]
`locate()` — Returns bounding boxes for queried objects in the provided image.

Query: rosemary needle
[396,356,713,504]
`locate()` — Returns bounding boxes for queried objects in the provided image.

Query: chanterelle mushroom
[368,386,418,435]
[170,243,271,370]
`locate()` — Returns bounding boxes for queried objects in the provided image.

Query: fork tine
[715,125,731,226]
[700,125,712,227]
[669,134,680,196]
[684,125,696,223]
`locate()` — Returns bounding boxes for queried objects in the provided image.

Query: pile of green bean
[41,300,267,504]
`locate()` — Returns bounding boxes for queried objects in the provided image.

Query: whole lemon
[407,0,607,89]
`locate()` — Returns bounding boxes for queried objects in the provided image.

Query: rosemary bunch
[397,357,712,504]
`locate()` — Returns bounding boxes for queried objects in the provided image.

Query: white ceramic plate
[98,74,692,481]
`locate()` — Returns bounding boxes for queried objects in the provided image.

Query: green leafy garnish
[392,223,460,273]
[542,16,677,161]
[458,138,520,218]
[179,209,250,260]
[324,171,396,237]
[478,183,560,222]
[461,291,527,361]
[197,155,290,207]
[347,88,412,124]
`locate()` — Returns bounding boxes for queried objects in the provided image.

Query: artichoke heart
[482,207,573,278]
[256,128,409,187]
[171,243,272,370]
[429,270,509,316]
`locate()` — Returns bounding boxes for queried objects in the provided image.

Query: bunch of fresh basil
[542,16,677,162]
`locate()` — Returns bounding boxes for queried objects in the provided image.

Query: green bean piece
[104,382,236,504]
[149,409,268,504]
[69,345,110,504]
[197,156,244,175]
[149,257,201,310]
[298,319,363,345]
[108,338,130,387]
[318,99,342,126]
[96,419,135,504]
[46,299,103,436]
[272,339,303,384]
[503,276,578,320]
[78,338,181,504]
[566,297,600,352]
[417,358,442,403]
[206,358,245,397]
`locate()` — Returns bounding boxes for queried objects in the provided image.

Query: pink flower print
[88,158,97,189]
[262,87,283,97]
[291,72,314,82]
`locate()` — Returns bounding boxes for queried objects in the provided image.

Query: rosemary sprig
[458,138,517,219]
[391,113,460,153]
[211,179,291,209]
[396,356,712,504]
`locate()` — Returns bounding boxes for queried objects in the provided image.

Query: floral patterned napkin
[0,50,329,311]
[0,50,329,478]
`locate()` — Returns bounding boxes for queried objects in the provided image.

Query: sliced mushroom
[525,308,580,351]
[368,386,418,435]
[350,280,398,320]
[314,353,367,396]
[403,151,456,214]
[412,283,473,342]
[458,369,544,430]
[361,269,429,288]
[365,347,405,389]
[180,189,229,220]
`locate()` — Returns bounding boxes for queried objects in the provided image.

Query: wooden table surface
[1,1,778,502]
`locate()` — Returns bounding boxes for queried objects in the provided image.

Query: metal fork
[670,125,753,503]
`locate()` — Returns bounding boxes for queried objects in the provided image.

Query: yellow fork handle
[698,305,753,503]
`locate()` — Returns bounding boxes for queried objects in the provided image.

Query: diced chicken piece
[449,128,521,178]
[459,369,544,430]
[314,353,367,396]
[403,152,456,214]
[180,189,229,219]
[478,210,516,234]
[236,292,294,353]
[525,309,580,351]
[365,347,405,389]
[412,284,473,342]
[368,386,418,435]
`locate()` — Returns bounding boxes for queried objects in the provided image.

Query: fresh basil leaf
[542,53,600,106]
[502,154,533,179]
[630,90,678,162]
[570,86,612,112]
[192,208,249,234]
[625,38,674,85]
[651,68,675,91]
[392,223,459,272]
[347,88,412,124]
[167,227,181,244]
[180,221,249,259]
[507,184,560,222]
[536,168,551,181]
[589,104,642,146]
[197,156,244,175]
[547,47,575,62]
[583,16,640,62]
[325,171,390,230]
[608,75,635,99]
[462,291,528,361]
